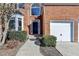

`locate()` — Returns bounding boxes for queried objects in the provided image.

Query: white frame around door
[50,20,74,42]
[31,19,40,34]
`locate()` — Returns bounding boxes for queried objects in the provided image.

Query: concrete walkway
[56,42,79,56]
[16,39,43,56]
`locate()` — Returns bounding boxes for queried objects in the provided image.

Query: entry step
[28,35,37,39]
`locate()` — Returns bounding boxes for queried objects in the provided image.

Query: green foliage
[7,31,27,42]
[41,35,57,47]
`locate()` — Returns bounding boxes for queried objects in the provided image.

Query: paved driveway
[56,42,79,56]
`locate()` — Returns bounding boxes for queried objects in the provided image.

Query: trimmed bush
[41,35,57,47]
[7,31,27,42]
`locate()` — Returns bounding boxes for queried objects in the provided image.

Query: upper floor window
[16,3,24,9]
[31,4,41,16]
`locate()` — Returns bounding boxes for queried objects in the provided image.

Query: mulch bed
[40,46,63,56]
[0,40,24,56]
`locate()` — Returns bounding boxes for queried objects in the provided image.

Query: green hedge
[7,31,27,42]
[41,35,57,47]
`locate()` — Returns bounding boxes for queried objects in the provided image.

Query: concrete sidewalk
[56,42,79,56]
[16,39,43,56]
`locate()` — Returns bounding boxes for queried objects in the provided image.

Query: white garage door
[50,22,71,41]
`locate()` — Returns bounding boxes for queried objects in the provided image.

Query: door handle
[60,33,62,36]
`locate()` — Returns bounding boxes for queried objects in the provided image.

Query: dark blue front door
[33,22,38,34]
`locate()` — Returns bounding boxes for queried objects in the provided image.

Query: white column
[15,15,18,31]
[16,3,19,9]
[22,16,24,31]
[38,20,40,34]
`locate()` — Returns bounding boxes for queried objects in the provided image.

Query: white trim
[22,16,24,31]
[73,21,74,42]
[16,3,19,9]
[78,23,79,42]
[78,17,79,42]
[31,19,40,34]
[31,20,33,34]
[77,17,79,42]
[15,15,18,31]
[71,20,74,42]
[11,14,24,31]
[38,20,40,34]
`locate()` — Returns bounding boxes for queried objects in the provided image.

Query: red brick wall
[43,6,79,42]
[19,4,31,34]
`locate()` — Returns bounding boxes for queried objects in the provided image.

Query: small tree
[0,3,16,46]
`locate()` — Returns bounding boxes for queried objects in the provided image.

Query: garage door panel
[50,22,71,41]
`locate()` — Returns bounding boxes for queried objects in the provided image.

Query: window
[16,3,24,9]
[18,18,22,31]
[31,4,41,16]
[9,17,15,31]
[10,14,23,31]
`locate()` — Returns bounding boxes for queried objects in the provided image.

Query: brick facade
[42,5,79,42]
[19,4,79,42]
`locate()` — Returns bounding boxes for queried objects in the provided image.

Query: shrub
[41,35,57,47]
[7,31,27,42]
